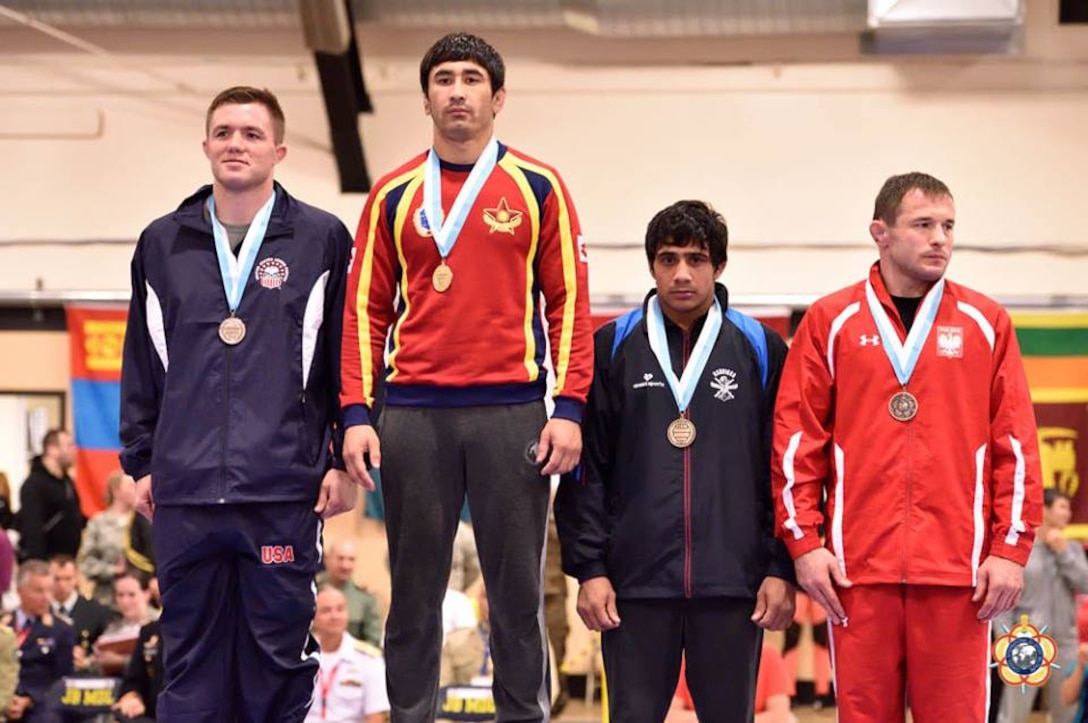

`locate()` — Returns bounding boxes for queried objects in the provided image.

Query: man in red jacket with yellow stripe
[772,172,1043,722]
[341,33,591,723]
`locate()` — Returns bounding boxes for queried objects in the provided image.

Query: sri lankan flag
[1014,312,1088,536]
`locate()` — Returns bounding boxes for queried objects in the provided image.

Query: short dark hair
[873,172,953,226]
[42,428,67,452]
[1044,488,1070,508]
[205,86,286,144]
[645,200,728,268]
[420,32,505,94]
[48,554,76,569]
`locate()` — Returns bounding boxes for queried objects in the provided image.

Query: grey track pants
[379,403,552,723]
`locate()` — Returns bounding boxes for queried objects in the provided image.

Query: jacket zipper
[219,342,232,503]
[902,405,913,583]
[682,330,693,599]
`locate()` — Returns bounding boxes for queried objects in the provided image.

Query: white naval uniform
[306,632,389,722]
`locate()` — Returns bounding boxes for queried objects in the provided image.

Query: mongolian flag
[65,305,128,517]
[1014,312,1088,537]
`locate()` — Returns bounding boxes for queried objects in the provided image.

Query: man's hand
[974,555,1024,621]
[135,475,154,521]
[576,576,621,632]
[751,577,797,631]
[72,645,89,670]
[794,548,852,626]
[1045,528,1069,554]
[343,424,379,490]
[8,695,31,720]
[536,418,582,476]
[113,691,147,718]
[314,469,358,519]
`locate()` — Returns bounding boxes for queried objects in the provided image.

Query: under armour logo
[859,335,880,347]
[524,440,541,466]
[643,373,653,381]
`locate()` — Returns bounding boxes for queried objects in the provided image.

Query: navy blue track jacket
[120,183,351,505]
[555,284,796,600]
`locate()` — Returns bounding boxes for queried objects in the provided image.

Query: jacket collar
[640,282,730,336]
[172,181,295,239]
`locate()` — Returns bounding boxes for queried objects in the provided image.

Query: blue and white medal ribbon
[207,190,276,345]
[864,277,945,421]
[646,295,723,447]
[422,136,499,292]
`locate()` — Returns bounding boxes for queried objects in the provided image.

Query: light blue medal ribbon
[645,295,723,416]
[422,136,499,260]
[207,190,277,316]
[864,277,944,406]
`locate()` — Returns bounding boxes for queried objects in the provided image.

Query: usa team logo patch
[261,545,295,564]
[255,258,289,289]
[937,326,963,358]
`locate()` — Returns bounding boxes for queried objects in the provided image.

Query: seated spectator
[112,618,162,722]
[3,559,75,721]
[305,586,389,723]
[0,625,18,713]
[317,540,383,647]
[16,429,83,562]
[93,570,154,675]
[49,554,111,672]
[78,471,136,609]
[440,587,485,687]
[668,643,797,723]
[449,521,481,594]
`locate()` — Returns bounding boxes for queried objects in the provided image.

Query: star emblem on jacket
[711,368,738,402]
[482,197,523,234]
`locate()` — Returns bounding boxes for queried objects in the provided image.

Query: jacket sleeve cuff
[989,541,1031,567]
[120,453,151,482]
[784,533,824,561]
[343,404,372,428]
[567,561,609,583]
[552,397,584,424]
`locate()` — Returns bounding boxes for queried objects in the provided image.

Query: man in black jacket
[18,429,83,562]
[49,555,111,670]
[555,200,796,722]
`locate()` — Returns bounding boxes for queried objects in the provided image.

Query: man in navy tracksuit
[120,86,360,722]
[555,200,797,722]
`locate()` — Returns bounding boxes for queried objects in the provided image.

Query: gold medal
[889,390,918,422]
[218,316,246,346]
[666,417,697,448]
[432,262,453,293]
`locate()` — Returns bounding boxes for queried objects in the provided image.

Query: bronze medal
[889,390,918,422]
[432,262,453,293]
[218,316,247,346]
[666,417,697,448]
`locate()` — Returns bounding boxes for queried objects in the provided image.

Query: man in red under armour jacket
[772,172,1043,722]
[341,34,592,723]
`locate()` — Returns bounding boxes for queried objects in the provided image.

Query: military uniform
[116,619,163,722]
[304,633,388,722]
[0,625,20,709]
[77,509,129,608]
[3,610,75,721]
[317,573,384,648]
